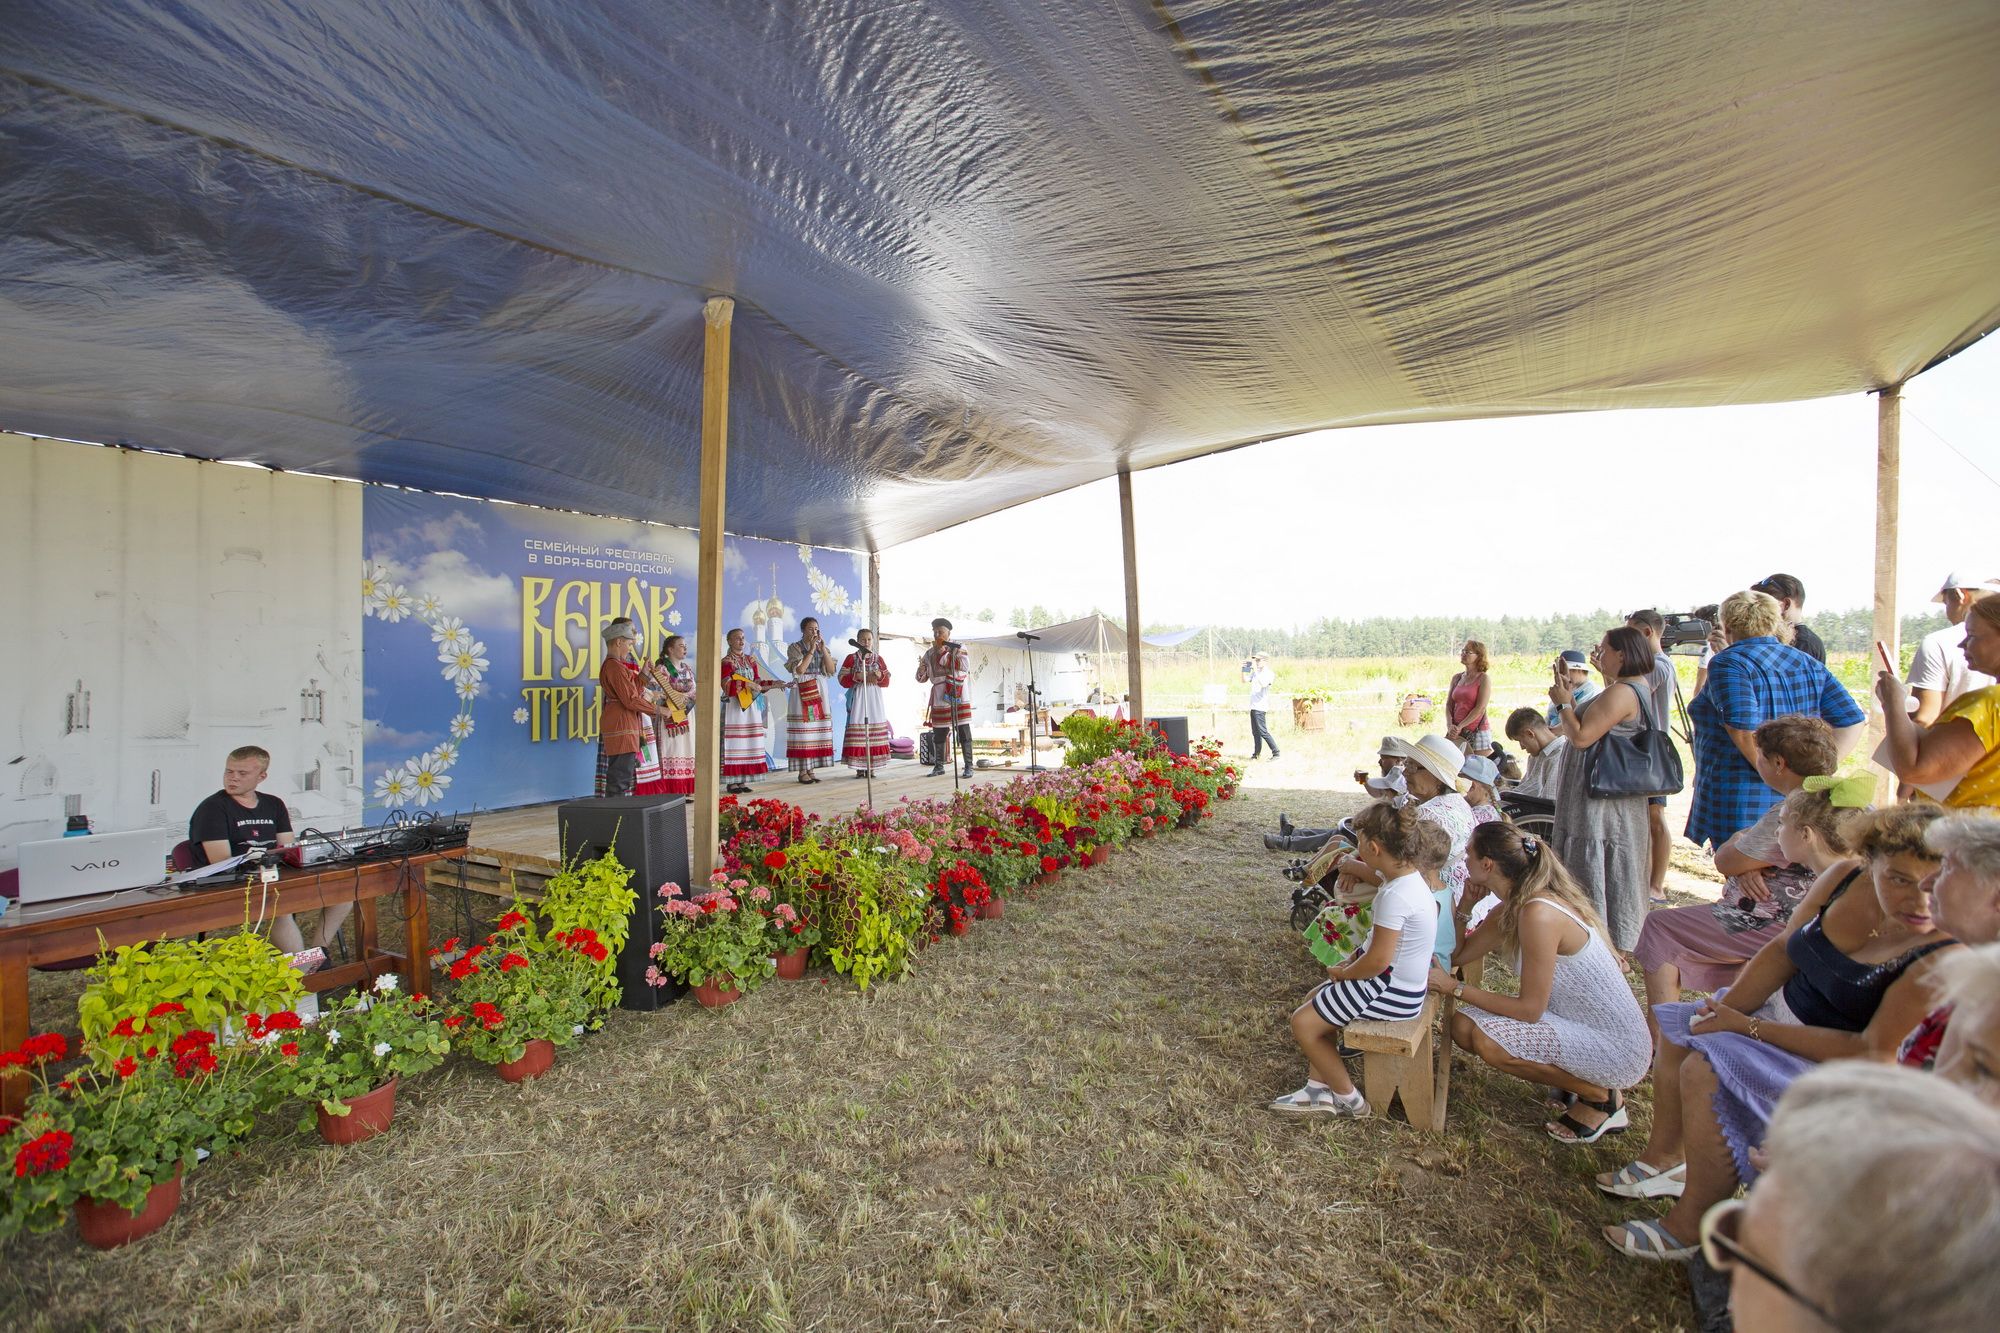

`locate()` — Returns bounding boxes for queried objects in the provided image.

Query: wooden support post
[868,550,881,641]
[1118,469,1144,725]
[692,297,734,886]
[1870,385,1902,800]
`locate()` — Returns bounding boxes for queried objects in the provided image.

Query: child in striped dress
[1269,801,1440,1118]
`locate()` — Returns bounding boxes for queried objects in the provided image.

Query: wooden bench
[1345,990,1456,1132]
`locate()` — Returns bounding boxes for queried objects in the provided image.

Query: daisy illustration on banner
[361,558,479,810]
[513,707,530,725]
[797,545,856,620]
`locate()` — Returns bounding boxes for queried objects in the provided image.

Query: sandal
[1602,1218,1695,1262]
[1596,1160,1687,1200]
[1546,1091,1628,1145]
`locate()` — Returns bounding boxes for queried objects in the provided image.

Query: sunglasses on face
[1700,1199,1849,1330]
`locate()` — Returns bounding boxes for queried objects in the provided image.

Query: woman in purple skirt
[1597,803,1960,1261]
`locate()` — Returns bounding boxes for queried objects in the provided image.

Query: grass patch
[2,787,1694,1330]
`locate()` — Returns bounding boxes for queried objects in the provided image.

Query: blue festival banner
[360,489,869,813]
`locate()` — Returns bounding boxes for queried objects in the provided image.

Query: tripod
[1017,631,1045,772]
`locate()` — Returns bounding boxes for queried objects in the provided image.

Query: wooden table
[0,851,459,1114]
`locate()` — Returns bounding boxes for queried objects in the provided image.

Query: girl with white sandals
[1430,821,1653,1144]
[1268,801,1439,1118]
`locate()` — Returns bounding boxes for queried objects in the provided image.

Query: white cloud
[362,718,444,751]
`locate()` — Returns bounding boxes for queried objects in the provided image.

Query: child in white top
[1269,801,1440,1118]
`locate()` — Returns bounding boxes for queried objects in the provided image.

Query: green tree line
[882,601,1947,659]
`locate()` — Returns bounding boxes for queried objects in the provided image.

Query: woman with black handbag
[1550,627,1680,954]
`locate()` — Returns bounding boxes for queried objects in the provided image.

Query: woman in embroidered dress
[637,633,696,797]
[721,627,786,795]
[839,628,892,776]
[783,616,839,784]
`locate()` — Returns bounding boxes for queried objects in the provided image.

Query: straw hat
[1386,734,1463,791]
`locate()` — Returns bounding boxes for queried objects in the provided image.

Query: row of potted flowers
[0,881,634,1250]
[641,729,1238,1002]
[0,724,1235,1250]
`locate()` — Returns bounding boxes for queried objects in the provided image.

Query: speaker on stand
[556,796,692,1010]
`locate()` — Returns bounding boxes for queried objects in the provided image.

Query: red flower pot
[692,977,742,1008]
[774,948,810,980]
[75,1168,182,1250]
[497,1038,556,1083]
[947,917,970,936]
[975,898,1003,920]
[1034,871,1058,888]
[316,1077,400,1145]
[1088,846,1110,867]
[1176,808,1201,829]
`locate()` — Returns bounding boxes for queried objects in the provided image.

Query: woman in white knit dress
[1431,820,1653,1145]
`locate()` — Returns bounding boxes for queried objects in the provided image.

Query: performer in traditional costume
[915,617,974,778]
[636,633,696,797]
[783,616,839,784]
[721,626,787,794]
[838,628,892,776]
[596,618,667,797]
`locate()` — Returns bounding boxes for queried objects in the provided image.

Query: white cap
[1934,573,2000,603]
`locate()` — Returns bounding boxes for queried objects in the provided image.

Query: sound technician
[187,745,342,958]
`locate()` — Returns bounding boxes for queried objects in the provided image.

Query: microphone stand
[948,644,964,795]
[846,641,877,812]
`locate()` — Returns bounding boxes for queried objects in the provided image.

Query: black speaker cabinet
[1148,714,1190,757]
[555,795,690,1010]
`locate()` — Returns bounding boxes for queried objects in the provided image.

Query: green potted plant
[647,880,780,1007]
[79,932,305,1060]
[279,974,450,1143]
[536,845,637,1016]
[442,908,596,1081]
[0,1010,282,1249]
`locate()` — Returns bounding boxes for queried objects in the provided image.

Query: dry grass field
[1,768,1711,1330]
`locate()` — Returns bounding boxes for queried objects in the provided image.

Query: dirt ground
[2,774,1706,1331]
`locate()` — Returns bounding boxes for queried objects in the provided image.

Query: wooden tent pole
[868,551,880,642]
[1118,469,1144,724]
[1870,383,1903,799]
[692,297,734,886]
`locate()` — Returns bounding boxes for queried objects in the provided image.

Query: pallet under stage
[427,760,1037,900]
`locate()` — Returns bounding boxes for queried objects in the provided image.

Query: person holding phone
[1877,593,2000,808]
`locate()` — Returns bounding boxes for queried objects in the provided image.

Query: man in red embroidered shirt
[598,618,665,796]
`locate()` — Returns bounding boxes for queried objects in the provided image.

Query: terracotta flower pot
[947,917,970,936]
[497,1037,557,1083]
[692,977,742,1008]
[774,948,810,980]
[1088,846,1110,867]
[316,1077,400,1145]
[975,898,1003,920]
[1034,871,1058,888]
[1177,808,1201,829]
[75,1168,182,1250]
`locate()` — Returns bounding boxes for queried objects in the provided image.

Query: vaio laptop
[16,828,176,905]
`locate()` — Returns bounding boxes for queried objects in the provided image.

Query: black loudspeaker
[1148,714,1190,757]
[556,796,691,1011]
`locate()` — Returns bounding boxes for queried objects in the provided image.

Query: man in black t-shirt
[1752,574,1826,664]
[188,746,344,956]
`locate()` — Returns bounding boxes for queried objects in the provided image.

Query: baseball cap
[1933,572,2000,603]
[1559,650,1588,669]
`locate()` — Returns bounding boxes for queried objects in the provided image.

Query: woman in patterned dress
[637,633,696,797]
[839,628,892,776]
[720,626,786,795]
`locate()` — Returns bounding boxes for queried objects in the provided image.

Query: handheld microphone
[847,637,862,648]
[1015,631,1041,642]
[945,640,963,650]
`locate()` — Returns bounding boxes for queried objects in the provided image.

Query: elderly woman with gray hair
[1707,1062,2000,1333]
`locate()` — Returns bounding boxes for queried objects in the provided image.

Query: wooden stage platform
[428,759,1040,900]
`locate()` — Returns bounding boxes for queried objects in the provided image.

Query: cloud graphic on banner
[362,717,443,751]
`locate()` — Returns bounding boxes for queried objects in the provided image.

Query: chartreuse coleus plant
[538,843,637,1016]
[79,931,304,1066]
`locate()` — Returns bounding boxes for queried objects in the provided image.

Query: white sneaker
[1267,1084,1368,1117]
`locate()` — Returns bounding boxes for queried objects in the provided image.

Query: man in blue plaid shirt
[1686,593,1866,847]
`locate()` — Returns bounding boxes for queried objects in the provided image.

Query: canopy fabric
[3,3,1997,551]
[1142,627,1206,649]
[963,614,1137,656]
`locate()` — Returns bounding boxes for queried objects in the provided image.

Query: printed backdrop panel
[361,490,870,813]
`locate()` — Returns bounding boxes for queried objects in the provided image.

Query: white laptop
[16,828,177,905]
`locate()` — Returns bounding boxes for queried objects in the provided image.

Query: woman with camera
[1549,627,1658,953]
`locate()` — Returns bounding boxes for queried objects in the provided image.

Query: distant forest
[883,601,1948,659]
